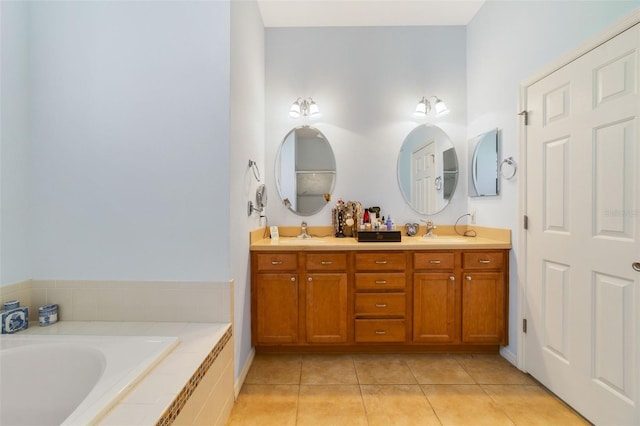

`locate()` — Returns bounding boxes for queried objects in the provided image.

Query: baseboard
[500,346,517,367]
[234,347,255,399]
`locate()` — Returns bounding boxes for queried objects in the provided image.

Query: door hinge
[518,110,529,125]
[524,215,529,230]
[523,318,527,333]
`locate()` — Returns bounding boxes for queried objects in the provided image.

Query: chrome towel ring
[500,157,517,180]
[248,160,261,182]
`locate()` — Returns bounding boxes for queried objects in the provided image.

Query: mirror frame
[275,125,336,216]
[397,124,459,215]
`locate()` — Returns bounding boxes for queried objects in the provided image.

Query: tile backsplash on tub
[14,280,232,323]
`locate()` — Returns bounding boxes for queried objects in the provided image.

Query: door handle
[633,262,640,272]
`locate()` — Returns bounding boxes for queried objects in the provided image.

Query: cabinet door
[306,273,348,343]
[256,273,298,344]
[413,272,457,343]
[461,272,505,343]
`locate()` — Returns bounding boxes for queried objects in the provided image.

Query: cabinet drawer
[414,252,455,270]
[355,319,406,342]
[355,253,406,271]
[306,253,347,271]
[355,293,406,316]
[355,273,406,291]
[256,253,298,271]
[462,252,504,269]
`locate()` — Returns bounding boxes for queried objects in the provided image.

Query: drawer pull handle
[375,260,388,264]
[375,303,388,308]
[271,261,284,265]
[320,261,333,265]
[479,260,491,264]
[375,280,387,284]
[375,330,387,335]
[429,260,441,264]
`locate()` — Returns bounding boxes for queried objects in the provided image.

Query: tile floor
[226,353,589,426]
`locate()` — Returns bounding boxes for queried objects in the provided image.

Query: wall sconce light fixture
[290,97,320,118]
[414,96,449,118]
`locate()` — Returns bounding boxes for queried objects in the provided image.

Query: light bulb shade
[414,98,428,116]
[433,99,449,117]
[308,100,320,117]
[289,100,302,118]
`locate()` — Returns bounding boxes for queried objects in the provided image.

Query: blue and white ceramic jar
[39,304,58,326]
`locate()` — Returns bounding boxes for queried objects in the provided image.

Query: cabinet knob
[449,275,455,281]
[466,276,472,281]
[290,277,296,282]
[308,277,313,282]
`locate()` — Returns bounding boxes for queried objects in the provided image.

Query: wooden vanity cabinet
[354,252,408,343]
[461,251,508,344]
[251,247,509,351]
[413,252,458,343]
[304,253,348,344]
[253,253,299,344]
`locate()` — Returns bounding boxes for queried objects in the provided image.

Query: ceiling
[257,0,486,27]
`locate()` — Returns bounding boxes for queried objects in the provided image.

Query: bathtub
[0,334,178,426]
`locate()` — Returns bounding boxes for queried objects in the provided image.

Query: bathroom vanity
[250,226,510,353]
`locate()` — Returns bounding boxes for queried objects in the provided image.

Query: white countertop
[20,320,231,425]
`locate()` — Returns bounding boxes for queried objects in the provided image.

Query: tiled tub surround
[13,321,234,425]
[18,280,231,323]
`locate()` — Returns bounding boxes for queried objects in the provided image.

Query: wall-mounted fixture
[248,159,261,182]
[414,96,449,118]
[289,97,320,118]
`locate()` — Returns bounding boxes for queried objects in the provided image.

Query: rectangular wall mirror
[468,128,499,197]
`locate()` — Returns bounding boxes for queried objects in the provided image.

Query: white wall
[230,0,265,380]
[27,1,231,281]
[265,26,468,227]
[1,1,31,286]
[467,0,639,361]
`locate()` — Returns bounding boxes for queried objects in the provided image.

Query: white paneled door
[525,24,640,425]
[411,140,437,213]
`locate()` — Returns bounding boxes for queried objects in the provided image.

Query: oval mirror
[397,124,459,215]
[469,128,499,197]
[275,126,336,216]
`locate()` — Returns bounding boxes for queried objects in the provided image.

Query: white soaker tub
[0,334,178,426]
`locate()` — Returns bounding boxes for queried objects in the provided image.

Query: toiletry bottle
[386,215,392,231]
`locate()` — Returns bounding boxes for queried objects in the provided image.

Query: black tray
[357,230,401,242]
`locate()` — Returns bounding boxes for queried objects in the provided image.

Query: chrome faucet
[422,220,437,238]
[298,221,311,239]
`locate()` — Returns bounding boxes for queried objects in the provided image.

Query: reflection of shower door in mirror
[411,140,436,213]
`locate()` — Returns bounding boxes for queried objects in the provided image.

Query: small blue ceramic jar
[39,304,58,326]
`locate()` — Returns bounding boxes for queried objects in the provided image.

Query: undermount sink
[415,236,469,243]
[275,238,327,244]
